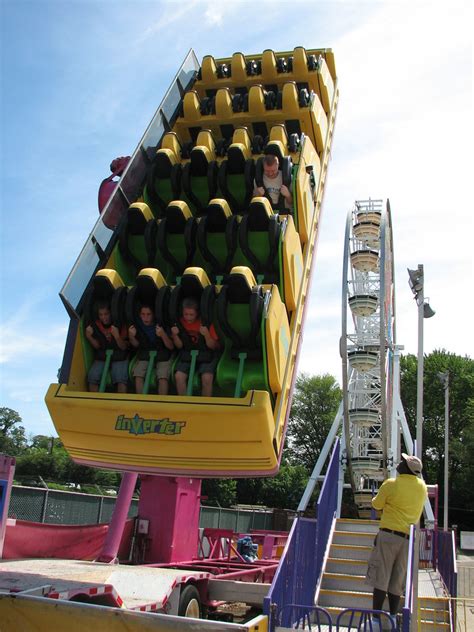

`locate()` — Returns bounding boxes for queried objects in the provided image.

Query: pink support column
[97,471,138,563]
[138,476,202,564]
[0,454,16,559]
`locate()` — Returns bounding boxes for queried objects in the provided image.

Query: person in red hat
[365,453,427,628]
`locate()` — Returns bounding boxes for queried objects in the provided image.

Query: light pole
[438,371,450,531]
[407,265,435,632]
[408,265,435,458]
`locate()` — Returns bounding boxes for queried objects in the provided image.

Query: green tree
[236,464,308,510]
[285,373,342,471]
[0,407,27,456]
[400,349,474,529]
[202,479,237,507]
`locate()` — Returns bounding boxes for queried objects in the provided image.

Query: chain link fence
[9,486,277,531]
[9,486,138,524]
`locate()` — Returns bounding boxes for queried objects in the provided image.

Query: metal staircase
[317,519,451,631]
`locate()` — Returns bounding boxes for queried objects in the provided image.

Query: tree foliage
[400,349,474,529]
[236,464,308,510]
[285,373,342,471]
[0,407,28,456]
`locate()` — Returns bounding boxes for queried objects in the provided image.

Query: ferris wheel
[341,199,396,512]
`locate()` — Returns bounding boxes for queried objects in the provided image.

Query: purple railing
[264,439,340,630]
[436,529,457,597]
[401,524,416,632]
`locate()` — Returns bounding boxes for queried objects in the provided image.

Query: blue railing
[437,529,457,631]
[278,604,333,630]
[401,524,416,632]
[437,529,457,597]
[264,439,340,630]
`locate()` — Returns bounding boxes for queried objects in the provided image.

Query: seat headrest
[161,132,181,157]
[180,267,211,296]
[247,198,274,230]
[264,140,287,162]
[127,203,154,234]
[207,199,232,231]
[94,269,124,294]
[165,201,193,233]
[269,124,289,145]
[136,268,166,292]
[232,127,252,151]
[226,267,257,303]
[154,149,177,177]
[190,147,212,176]
[227,144,249,174]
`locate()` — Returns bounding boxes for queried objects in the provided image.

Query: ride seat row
[182,83,312,123]
[198,48,322,83]
[114,197,302,312]
[195,48,335,114]
[83,266,288,398]
[144,127,294,216]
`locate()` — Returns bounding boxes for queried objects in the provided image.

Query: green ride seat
[238,198,282,285]
[115,203,154,286]
[82,270,128,391]
[168,267,219,395]
[181,131,218,215]
[125,268,172,393]
[217,137,255,214]
[196,199,240,282]
[144,147,182,217]
[216,267,269,398]
[150,201,198,284]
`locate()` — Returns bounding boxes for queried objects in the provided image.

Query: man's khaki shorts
[132,359,171,381]
[365,530,409,595]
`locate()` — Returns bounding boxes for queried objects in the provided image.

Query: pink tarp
[3,519,133,560]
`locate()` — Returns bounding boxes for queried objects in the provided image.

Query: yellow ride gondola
[45,47,339,477]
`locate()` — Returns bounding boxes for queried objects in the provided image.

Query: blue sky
[1,0,472,437]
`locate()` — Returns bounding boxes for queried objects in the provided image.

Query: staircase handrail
[401,524,416,632]
[264,439,340,630]
[436,529,457,632]
[297,405,343,513]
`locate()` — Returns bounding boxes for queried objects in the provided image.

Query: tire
[178,584,202,619]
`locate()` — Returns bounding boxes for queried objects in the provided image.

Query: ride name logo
[115,414,186,436]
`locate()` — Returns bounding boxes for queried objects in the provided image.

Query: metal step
[318,588,372,610]
[418,597,449,624]
[325,557,368,576]
[419,619,450,631]
[329,543,372,561]
[332,530,377,546]
[336,519,379,534]
[321,572,368,593]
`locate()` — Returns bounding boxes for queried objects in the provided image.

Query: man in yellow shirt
[365,453,428,627]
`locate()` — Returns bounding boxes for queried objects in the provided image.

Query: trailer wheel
[179,584,202,618]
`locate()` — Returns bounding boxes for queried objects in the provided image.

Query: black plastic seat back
[181,148,218,215]
[238,200,281,282]
[197,201,239,279]
[145,150,181,216]
[217,145,255,214]
[217,273,265,361]
[156,203,198,280]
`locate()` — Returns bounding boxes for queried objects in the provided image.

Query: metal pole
[443,374,449,531]
[415,265,424,459]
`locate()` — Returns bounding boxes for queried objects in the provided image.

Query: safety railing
[276,604,332,630]
[336,608,397,631]
[401,524,416,632]
[437,529,457,631]
[264,439,340,630]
